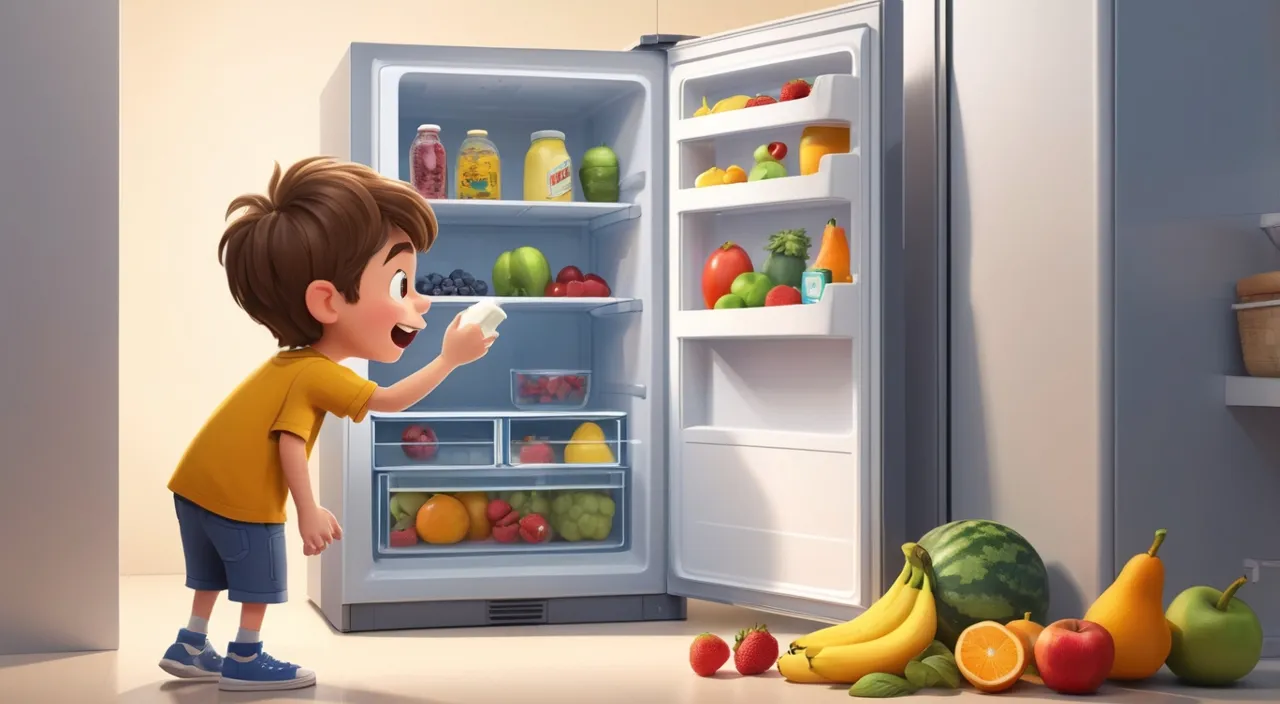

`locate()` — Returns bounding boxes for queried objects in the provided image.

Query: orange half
[955,621,1027,693]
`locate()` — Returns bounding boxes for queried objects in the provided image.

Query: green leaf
[904,661,941,689]
[912,640,953,663]
[764,229,812,258]
[849,673,918,698]
[921,655,961,689]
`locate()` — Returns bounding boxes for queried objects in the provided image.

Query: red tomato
[545,282,566,297]
[702,242,754,308]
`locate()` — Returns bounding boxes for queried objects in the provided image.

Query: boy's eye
[390,270,408,300]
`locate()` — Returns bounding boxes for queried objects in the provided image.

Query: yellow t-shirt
[168,348,377,524]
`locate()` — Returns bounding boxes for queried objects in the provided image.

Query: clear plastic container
[524,130,573,201]
[457,129,501,200]
[511,369,591,409]
[408,124,447,199]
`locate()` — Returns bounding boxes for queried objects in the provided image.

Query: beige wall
[119,0,840,580]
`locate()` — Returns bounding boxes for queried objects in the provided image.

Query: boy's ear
[304,280,342,325]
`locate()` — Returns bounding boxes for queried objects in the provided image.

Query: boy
[158,157,495,691]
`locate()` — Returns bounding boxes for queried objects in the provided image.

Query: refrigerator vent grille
[486,599,548,625]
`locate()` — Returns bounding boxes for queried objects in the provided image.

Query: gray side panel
[0,0,120,654]
[1112,0,1280,637]
[949,0,1114,620]
[347,595,685,632]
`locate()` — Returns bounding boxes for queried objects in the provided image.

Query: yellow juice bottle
[457,129,501,199]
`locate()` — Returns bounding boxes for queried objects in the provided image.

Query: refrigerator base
[337,594,687,632]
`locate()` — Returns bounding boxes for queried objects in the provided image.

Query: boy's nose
[414,294,432,314]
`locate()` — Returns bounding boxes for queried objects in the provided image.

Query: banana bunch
[778,543,938,685]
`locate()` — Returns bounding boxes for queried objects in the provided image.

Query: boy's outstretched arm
[367,313,495,413]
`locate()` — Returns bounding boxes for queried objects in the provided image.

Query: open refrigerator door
[663,1,890,623]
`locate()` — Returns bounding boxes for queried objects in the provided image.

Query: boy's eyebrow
[384,242,415,263]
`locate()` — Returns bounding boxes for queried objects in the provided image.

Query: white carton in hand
[459,299,506,337]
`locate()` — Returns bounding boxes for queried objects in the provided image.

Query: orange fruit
[456,491,491,540]
[1005,612,1045,675]
[956,621,1027,693]
[722,165,748,184]
[415,494,470,544]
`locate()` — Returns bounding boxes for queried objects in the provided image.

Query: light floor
[0,576,1276,704]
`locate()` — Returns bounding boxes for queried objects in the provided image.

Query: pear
[1083,529,1173,681]
[564,422,615,465]
[1166,575,1264,686]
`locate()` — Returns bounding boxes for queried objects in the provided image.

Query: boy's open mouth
[390,323,421,349]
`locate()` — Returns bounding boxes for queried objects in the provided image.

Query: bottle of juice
[409,124,447,199]
[457,129,501,200]
[524,130,573,201]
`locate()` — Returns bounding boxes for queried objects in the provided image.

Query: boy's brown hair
[218,156,438,348]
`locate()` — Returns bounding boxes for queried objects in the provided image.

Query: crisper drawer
[372,416,499,469]
[377,469,627,558]
[505,415,626,468]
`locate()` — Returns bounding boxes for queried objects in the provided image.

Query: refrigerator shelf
[378,470,627,558]
[672,74,858,143]
[671,151,860,215]
[507,416,626,468]
[673,283,858,339]
[425,296,642,316]
[425,184,642,232]
[372,417,500,470]
[1225,375,1280,407]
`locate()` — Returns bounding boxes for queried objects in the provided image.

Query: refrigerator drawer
[372,416,500,470]
[505,415,625,468]
[378,469,627,558]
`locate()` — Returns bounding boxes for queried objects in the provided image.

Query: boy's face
[331,228,431,363]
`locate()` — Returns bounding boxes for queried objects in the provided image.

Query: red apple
[544,282,565,296]
[1035,619,1115,695]
[400,424,438,461]
[519,513,551,543]
[767,141,787,160]
[518,440,555,465]
[556,266,584,284]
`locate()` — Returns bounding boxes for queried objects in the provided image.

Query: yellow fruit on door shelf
[799,126,851,175]
[812,218,853,284]
[722,165,748,184]
[711,95,751,113]
[1083,528,1173,681]
[806,544,938,684]
[564,422,615,464]
[695,167,726,188]
[693,97,711,117]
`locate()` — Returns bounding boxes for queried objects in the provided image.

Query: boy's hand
[440,312,497,368]
[298,505,343,556]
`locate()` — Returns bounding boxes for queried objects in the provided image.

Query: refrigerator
[311,0,948,633]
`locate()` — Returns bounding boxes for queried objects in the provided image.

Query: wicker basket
[1236,271,1280,378]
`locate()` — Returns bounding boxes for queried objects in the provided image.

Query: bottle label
[547,159,572,199]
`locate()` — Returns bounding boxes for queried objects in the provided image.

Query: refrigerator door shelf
[672,74,859,144]
[673,282,859,339]
[423,296,643,317]
[506,415,626,468]
[426,174,644,232]
[377,469,627,559]
[672,151,860,215]
[372,416,500,470]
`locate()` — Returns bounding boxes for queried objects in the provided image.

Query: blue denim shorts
[173,494,288,604]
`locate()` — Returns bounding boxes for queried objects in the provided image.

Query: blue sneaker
[219,641,316,691]
[158,628,223,681]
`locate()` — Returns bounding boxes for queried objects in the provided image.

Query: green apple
[729,272,774,307]
[1165,576,1264,686]
[748,160,787,182]
[389,491,430,523]
[713,293,746,309]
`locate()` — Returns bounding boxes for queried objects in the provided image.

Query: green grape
[569,505,584,520]
[580,494,600,514]
[598,496,615,517]
[508,491,527,510]
[552,495,572,514]
[560,521,582,542]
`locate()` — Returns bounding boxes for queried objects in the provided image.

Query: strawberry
[780,79,811,101]
[689,633,730,677]
[745,94,777,108]
[733,624,778,676]
[764,285,802,307]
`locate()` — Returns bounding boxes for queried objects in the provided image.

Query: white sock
[187,615,209,635]
[235,628,261,644]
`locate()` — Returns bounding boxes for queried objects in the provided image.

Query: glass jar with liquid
[457,129,501,200]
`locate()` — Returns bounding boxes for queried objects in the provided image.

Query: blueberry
[473,281,489,295]
[461,274,475,285]
[441,285,456,295]
[431,286,443,296]
[450,269,465,279]
[458,286,473,296]
[429,273,444,284]
[415,278,429,294]
[451,277,464,287]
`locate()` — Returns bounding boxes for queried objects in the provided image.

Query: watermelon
[917,519,1050,648]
